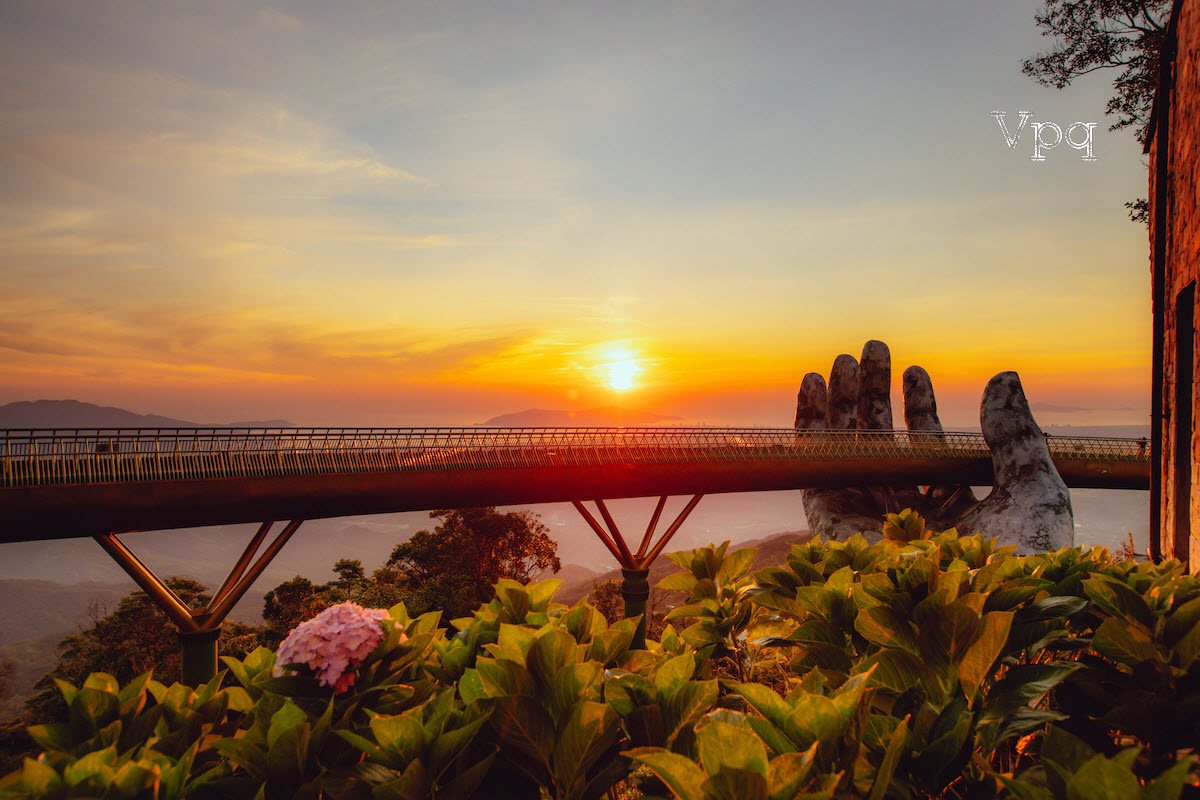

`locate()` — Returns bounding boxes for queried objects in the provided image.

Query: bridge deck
[0,427,1149,543]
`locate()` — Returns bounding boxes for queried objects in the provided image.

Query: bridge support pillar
[620,568,650,650]
[572,495,703,648]
[93,519,305,685]
[179,627,222,687]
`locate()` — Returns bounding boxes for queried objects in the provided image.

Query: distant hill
[536,562,601,587]
[0,399,293,429]
[479,408,684,427]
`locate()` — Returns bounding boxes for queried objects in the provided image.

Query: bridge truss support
[93,520,306,685]
[571,494,703,649]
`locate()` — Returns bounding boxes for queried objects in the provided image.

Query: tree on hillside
[384,507,561,621]
[1024,0,1171,221]
[261,576,335,648]
[28,579,262,716]
[255,507,559,645]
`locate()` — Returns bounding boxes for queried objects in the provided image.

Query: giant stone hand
[795,340,1073,554]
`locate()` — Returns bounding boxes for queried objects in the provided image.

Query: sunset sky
[0,1,1153,429]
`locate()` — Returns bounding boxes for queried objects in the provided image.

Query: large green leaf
[1172,614,1200,669]
[436,750,498,800]
[11,757,65,799]
[958,611,1014,707]
[528,578,563,609]
[910,698,972,790]
[783,694,840,751]
[1083,577,1155,632]
[491,624,539,664]
[767,744,818,800]
[867,716,909,800]
[625,748,706,800]
[704,767,770,800]
[696,718,769,777]
[855,606,919,655]
[552,701,620,794]
[487,696,555,764]
[68,687,120,738]
[663,680,719,745]
[1141,754,1198,800]
[654,653,696,690]
[1063,752,1142,800]
[917,601,982,674]
[267,701,307,751]
[212,737,268,781]
[730,683,790,730]
[370,712,425,762]
[1091,618,1158,666]
[984,662,1079,719]
[716,548,757,586]
[788,618,843,646]
[657,572,699,592]
[496,583,532,621]
[458,669,486,705]
[549,662,604,724]
[265,721,310,786]
[374,759,429,800]
[1022,595,1089,621]
[1163,595,1200,644]
[603,670,654,717]
[854,649,941,700]
[528,627,578,686]
[794,586,839,622]
[745,714,798,757]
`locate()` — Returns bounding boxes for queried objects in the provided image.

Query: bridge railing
[0,427,1148,489]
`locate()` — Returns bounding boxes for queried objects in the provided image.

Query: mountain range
[0,399,293,429]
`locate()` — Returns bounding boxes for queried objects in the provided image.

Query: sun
[607,358,640,392]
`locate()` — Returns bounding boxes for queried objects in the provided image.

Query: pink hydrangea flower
[273,602,401,693]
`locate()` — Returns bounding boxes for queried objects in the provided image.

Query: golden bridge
[0,426,1146,539]
[0,426,1149,679]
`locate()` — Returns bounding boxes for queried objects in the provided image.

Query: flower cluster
[273,602,398,693]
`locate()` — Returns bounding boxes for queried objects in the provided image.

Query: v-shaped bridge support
[571,494,703,648]
[93,520,305,685]
[91,494,706,682]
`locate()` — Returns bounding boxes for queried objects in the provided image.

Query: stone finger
[902,365,942,433]
[955,371,1072,553]
[826,354,859,430]
[795,373,828,430]
[857,340,893,431]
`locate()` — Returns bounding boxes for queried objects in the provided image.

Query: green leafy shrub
[4,518,1199,799]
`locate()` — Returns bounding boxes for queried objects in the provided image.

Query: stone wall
[1151,0,1200,570]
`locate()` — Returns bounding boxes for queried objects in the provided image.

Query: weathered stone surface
[857,340,892,431]
[902,366,942,433]
[901,364,978,524]
[802,488,889,542]
[795,373,828,430]
[827,355,860,430]
[955,372,1073,554]
[796,344,1072,552]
